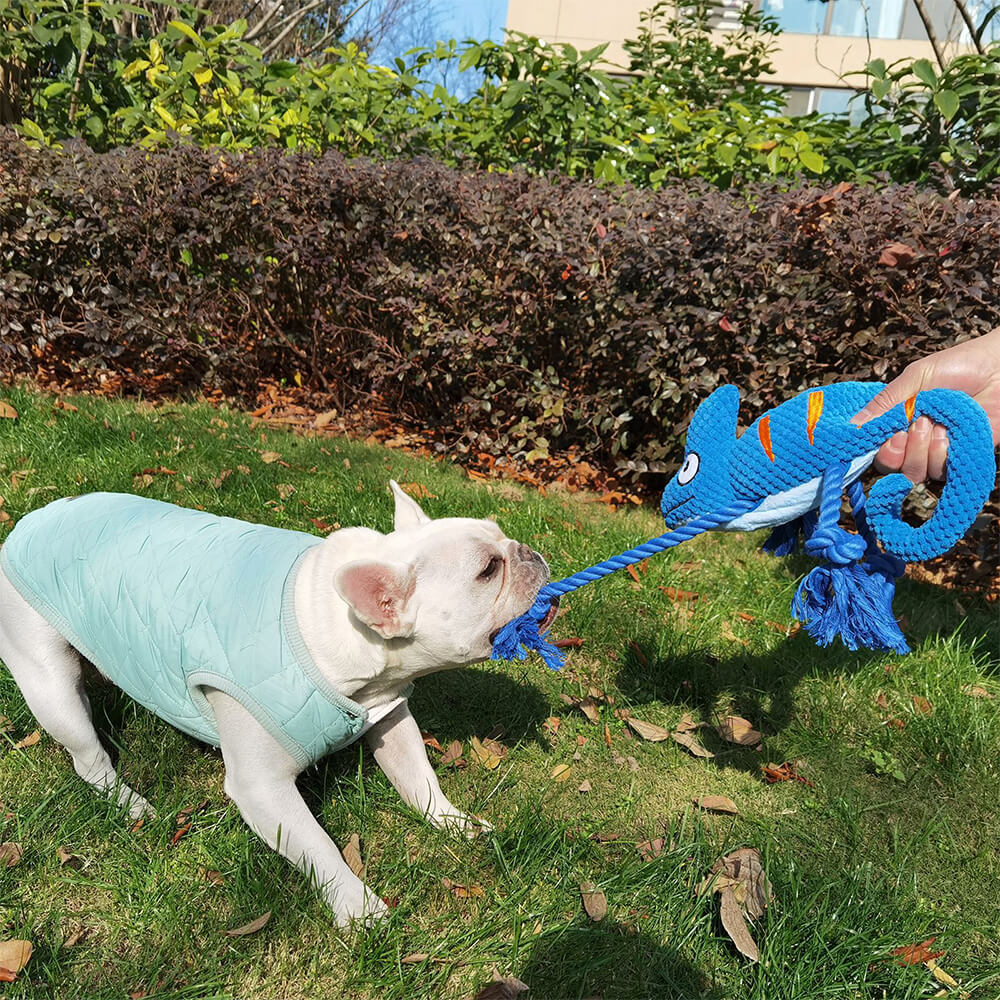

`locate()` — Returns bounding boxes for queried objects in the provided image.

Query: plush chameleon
[491,381,995,668]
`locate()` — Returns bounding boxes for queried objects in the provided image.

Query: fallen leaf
[53,399,78,412]
[927,959,958,988]
[627,639,649,667]
[693,796,739,815]
[626,565,642,585]
[701,847,773,919]
[892,937,945,966]
[577,780,592,793]
[402,952,429,964]
[626,717,672,742]
[672,730,715,758]
[260,451,281,464]
[580,881,608,921]
[719,886,759,962]
[637,837,665,861]
[199,867,225,886]
[674,712,699,733]
[572,697,602,724]
[0,843,23,868]
[63,926,89,948]
[879,241,918,267]
[422,732,443,753]
[721,621,749,646]
[442,877,485,899]
[473,974,530,1000]
[398,482,437,499]
[962,684,994,699]
[659,586,700,602]
[141,466,176,477]
[13,730,40,749]
[0,940,32,975]
[542,716,561,737]
[911,695,933,716]
[440,740,464,765]
[314,410,338,429]
[551,763,572,782]
[0,401,18,419]
[223,911,271,937]
[275,483,295,500]
[342,833,365,880]
[470,736,502,770]
[57,846,83,870]
[170,823,191,847]
[717,716,763,747]
[762,761,815,788]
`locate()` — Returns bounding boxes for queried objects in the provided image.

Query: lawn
[1,385,998,1000]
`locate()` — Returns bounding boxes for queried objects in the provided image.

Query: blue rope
[491,496,760,670]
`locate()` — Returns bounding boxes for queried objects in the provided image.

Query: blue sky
[431,0,508,46]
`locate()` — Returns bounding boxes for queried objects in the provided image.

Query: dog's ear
[334,560,417,639]
[389,480,431,531]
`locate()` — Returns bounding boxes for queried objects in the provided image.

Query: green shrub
[2,136,998,480]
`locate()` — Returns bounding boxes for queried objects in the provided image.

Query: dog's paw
[328,884,390,929]
[115,785,155,822]
[432,809,493,839]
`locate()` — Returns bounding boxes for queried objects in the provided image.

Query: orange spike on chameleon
[758,415,775,461]
[806,390,824,445]
[905,394,917,422]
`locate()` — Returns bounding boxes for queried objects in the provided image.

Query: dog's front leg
[204,689,388,928]
[365,700,489,836]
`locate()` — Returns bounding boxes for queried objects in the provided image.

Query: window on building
[778,85,868,124]
[761,0,977,41]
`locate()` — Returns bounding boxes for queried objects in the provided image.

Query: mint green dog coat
[1,493,371,768]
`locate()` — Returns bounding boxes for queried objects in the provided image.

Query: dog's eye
[478,555,503,580]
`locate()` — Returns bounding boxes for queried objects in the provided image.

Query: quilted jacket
[1,493,371,767]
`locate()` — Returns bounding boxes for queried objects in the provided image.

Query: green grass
[1,384,998,1000]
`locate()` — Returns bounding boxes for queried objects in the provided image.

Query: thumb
[851,368,924,426]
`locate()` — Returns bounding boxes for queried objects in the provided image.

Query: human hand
[851,327,1000,483]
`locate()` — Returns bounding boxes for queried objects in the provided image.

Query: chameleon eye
[677,451,700,486]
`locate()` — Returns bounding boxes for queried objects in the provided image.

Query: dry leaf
[637,837,665,861]
[342,833,365,880]
[0,401,18,419]
[717,716,762,747]
[63,926,88,948]
[0,940,32,975]
[543,716,562,738]
[0,843,23,868]
[440,740,464,765]
[200,867,225,886]
[719,886,759,962]
[551,763,572,782]
[169,823,191,847]
[911,695,933,716]
[314,410,338,429]
[659,585,700,602]
[694,796,739,815]
[892,937,945,966]
[223,911,271,937]
[674,712,699,733]
[627,639,649,667]
[574,697,602,724]
[470,736,502,771]
[442,877,485,899]
[398,482,437,499]
[762,761,815,788]
[626,717,672,742]
[13,730,41,749]
[926,959,958,988]
[473,974,530,1000]
[260,451,281,464]
[577,780,592,793]
[721,621,749,646]
[702,847,773,920]
[580,881,608,921]
[275,483,295,500]
[672,730,715,758]
[626,565,642,585]
[962,684,994,699]
[402,953,430,964]
[57,846,83,870]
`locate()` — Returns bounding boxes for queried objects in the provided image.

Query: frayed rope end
[491,594,564,671]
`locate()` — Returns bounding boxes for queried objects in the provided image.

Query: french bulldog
[0,482,551,926]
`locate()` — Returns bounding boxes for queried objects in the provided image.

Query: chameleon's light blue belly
[720,450,878,531]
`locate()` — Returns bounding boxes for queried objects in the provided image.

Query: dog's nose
[516,543,539,563]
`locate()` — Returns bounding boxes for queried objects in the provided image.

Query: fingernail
[886,431,907,453]
[932,425,948,443]
[914,416,932,435]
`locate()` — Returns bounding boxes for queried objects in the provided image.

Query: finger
[872,430,907,473]
[851,366,925,427]
[900,416,933,484]
[926,423,949,481]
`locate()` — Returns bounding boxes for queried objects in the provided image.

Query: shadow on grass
[512,921,727,1000]
[612,573,999,781]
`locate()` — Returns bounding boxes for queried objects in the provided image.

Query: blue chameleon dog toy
[491,382,996,669]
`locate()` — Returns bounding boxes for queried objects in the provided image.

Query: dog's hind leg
[0,567,152,820]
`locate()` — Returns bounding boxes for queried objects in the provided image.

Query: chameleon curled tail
[859,388,996,562]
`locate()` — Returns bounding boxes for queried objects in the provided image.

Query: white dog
[0,482,551,926]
